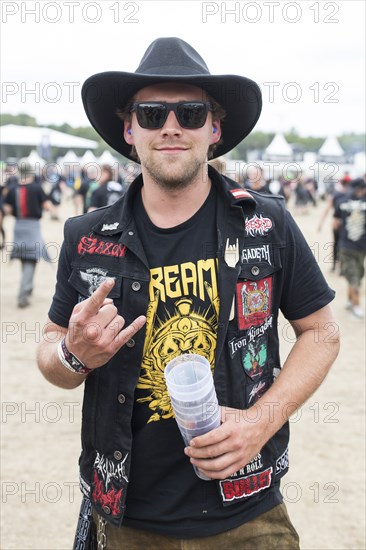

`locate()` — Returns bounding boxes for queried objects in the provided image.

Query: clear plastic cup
[164,353,220,481]
[174,407,220,431]
[172,399,219,423]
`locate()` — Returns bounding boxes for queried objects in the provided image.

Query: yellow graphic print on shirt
[136,258,219,423]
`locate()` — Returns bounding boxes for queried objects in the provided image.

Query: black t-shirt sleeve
[89,187,104,209]
[4,188,15,209]
[48,219,79,327]
[280,211,335,320]
[39,185,48,204]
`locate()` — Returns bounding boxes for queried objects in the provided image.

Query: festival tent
[80,150,98,165]
[318,136,344,158]
[264,133,293,159]
[98,150,117,165]
[20,149,46,167]
[1,124,97,160]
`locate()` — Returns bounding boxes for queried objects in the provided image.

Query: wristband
[57,338,92,375]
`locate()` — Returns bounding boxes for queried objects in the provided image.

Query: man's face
[124,83,221,190]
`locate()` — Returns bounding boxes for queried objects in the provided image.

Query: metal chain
[97,516,107,550]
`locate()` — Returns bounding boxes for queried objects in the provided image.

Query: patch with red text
[236,277,272,330]
[245,214,273,237]
[77,235,126,258]
[219,467,273,504]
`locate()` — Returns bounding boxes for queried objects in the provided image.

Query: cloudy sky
[1,0,365,137]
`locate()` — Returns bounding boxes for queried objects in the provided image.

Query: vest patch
[236,277,272,330]
[245,214,273,237]
[219,467,272,503]
[77,235,126,258]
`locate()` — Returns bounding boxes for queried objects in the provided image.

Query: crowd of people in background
[0,157,365,317]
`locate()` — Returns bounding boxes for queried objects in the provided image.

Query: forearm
[37,330,87,390]
[253,314,340,443]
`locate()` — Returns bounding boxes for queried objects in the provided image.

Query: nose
[161,110,182,135]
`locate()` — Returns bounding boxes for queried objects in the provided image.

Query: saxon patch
[77,235,126,258]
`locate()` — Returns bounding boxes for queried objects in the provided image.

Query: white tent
[58,150,80,164]
[1,124,97,149]
[265,133,292,158]
[20,149,46,167]
[98,150,117,165]
[318,136,344,157]
[80,150,98,165]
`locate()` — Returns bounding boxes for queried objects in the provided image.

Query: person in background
[243,165,270,193]
[48,172,67,220]
[87,164,127,212]
[3,163,53,308]
[318,176,351,272]
[334,177,366,319]
[37,37,339,549]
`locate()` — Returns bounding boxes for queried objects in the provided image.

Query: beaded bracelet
[57,337,92,375]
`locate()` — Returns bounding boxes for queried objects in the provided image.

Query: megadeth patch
[241,244,272,265]
[236,277,272,330]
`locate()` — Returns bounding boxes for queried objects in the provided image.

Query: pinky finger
[116,315,146,348]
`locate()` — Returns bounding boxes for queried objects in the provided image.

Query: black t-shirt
[89,181,126,209]
[334,192,366,251]
[4,182,47,219]
[123,186,283,537]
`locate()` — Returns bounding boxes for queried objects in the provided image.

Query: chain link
[97,516,107,550]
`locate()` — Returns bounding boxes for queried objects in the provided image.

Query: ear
[211,120,221,143]
[124,121,134,144]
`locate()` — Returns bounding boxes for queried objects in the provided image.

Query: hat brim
[82,72,262,161]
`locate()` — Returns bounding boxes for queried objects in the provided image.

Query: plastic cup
[164,354,220,481]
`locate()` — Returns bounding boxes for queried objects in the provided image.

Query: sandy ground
[1,195,365,550]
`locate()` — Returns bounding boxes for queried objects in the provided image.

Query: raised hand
[65,278,146,370]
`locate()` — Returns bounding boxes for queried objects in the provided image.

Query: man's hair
[100,164,114,181]
[116,95,226,162]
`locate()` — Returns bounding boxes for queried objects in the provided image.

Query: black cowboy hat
[82,37,262,161]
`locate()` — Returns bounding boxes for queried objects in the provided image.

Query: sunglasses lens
[133,102,210,129]
[136,103,167,128]
[177,103,208,128]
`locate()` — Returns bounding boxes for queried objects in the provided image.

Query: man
[334,177,366,319]
[37,38,339,549]
[87,164,127,212]
[318,175,351,272]
[4,162,53,307]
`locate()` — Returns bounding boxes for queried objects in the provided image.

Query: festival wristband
[57,337,92,375]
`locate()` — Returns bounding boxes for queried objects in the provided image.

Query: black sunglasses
[130,101,213,129]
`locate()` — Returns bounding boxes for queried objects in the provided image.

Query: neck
[140,167,212,228]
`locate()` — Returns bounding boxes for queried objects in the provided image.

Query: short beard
[145,158,206,191]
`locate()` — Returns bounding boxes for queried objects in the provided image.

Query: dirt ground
[1,195,365,550]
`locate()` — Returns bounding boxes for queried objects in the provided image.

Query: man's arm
[37,279,146,389]
[185,304,340,479]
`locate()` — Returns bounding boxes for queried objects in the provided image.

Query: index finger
[83,278,115,315]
